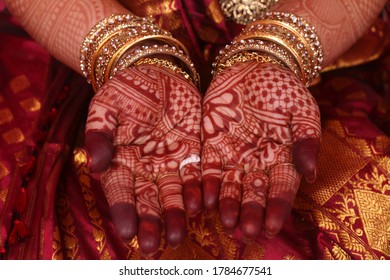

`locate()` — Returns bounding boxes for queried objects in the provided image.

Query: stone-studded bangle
[80,14,167,82]
[214,12,323,86]
[80,14,197,91]
[113,44,200,88]
[238,12,324,86]
[105,35,190,82]
[213,38,301,80]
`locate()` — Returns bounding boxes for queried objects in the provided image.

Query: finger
[290,93,321,183]
[219,168,243,230]
[201,145,222,210]
[292,138,320,183]
[265,163,301,238]
[135,177,162,256]
[85,98,118,173]
[100,164,137,241]
[85,131,114,173]
[240,170,268,240]
[180,160,202,216]
[157,173,186,248]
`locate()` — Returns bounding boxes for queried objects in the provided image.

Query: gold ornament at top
[220,0,279,25]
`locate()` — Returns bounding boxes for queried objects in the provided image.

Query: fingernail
[305,169,317,183]
[265,229,276,239]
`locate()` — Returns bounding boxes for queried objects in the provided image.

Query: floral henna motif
[201,61,321,238]
[86,65,201,255]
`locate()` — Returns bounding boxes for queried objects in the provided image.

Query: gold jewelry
[239,13,324,85]
[104,35,188,82]
[237,32,307,83]
[213,38,301,79]
[80,15,165,82]
[214,51,284,75]
[80,14,199,91]
[220,0,279,25]
[114,44,200,88]
[213,12,323,86]
[134,57,193,84]
[156,172,179,182]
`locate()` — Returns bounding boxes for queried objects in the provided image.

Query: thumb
[292,137,320,183]
[85,95,118,173]
[85,131,113,173]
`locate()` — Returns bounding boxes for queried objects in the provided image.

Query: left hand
[201,61,321,239]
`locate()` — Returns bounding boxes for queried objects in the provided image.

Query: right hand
[85,64,202,256]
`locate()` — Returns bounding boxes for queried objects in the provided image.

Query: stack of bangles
[80,14,200,92]
[213,12,324,87]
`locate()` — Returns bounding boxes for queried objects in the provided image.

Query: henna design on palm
[201,61,321,239]
[85,65,201,256]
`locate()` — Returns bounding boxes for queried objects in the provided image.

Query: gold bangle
[134,57,193,84]
[246,12,323,84]
[80,14,166,81]
[80,14,199,91]
[105,35,190,82]
[114,44,200,88]
[228,12,323,86]
[237,32,307,84]
[215,51,284,75]
[213,38,301,79]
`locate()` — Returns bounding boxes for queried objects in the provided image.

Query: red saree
[0,0,389,260]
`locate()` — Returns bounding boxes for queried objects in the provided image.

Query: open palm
[85,65,202,256]
[201,62,321,239]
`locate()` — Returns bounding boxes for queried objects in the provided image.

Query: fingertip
[164,208,186,248]
[138,215,162,257]
[292,138,320,182]
[264,198,292,238]
[183,180,202,216]
[202,177,220,210]
[110,203,137,241]
[305,168,317,184]
[85,131,113,173]
[219,197,240,230]
[239,202,264,240]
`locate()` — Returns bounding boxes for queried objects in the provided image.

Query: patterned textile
[0,0,389,259]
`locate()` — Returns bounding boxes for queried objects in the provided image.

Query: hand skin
[201,61,321,239]
[85,64,202,256]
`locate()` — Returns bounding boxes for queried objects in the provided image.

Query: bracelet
[134,57,193,84]
[240,12,323,85]
[104,35,188,84]
[213,38,301,79]
[220,0,279,25]
[114,44,200,88]
[80,15,166,82]
[214,51,284,76]
[213,12,323,86]
[80,14,198,91]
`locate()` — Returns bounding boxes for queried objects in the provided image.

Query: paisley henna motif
[86,65,201,255]
[201,61,321,239]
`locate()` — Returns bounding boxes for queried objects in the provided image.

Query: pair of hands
[85,61,321,256]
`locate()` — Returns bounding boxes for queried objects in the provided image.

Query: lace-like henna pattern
[86,65,201,253]
[201,61,321,237]
[5,0,129,72]
[179,162,202,215]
